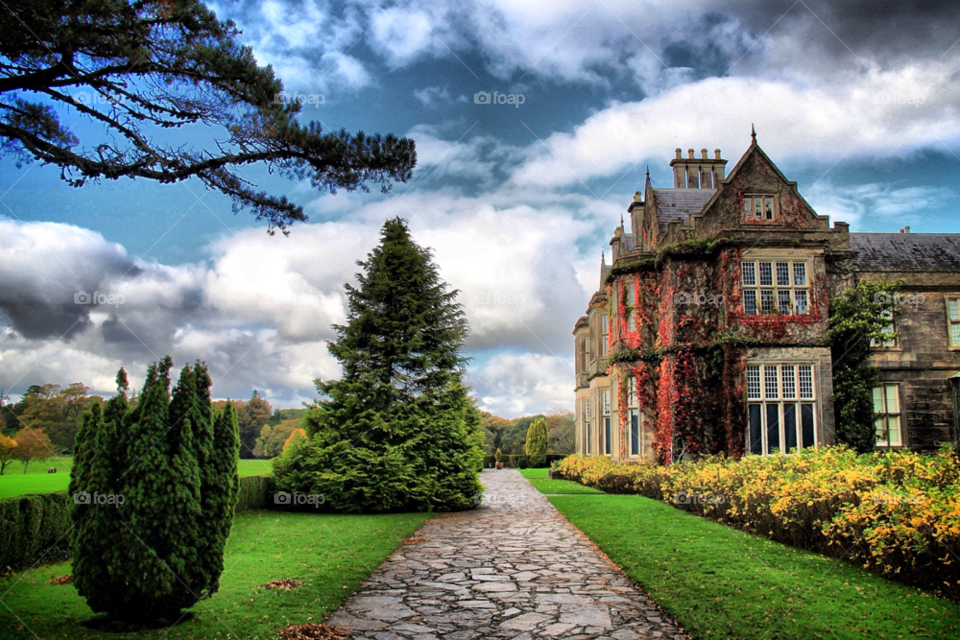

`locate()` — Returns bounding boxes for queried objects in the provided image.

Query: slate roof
[653,189,715,234]
[850,233,960,271]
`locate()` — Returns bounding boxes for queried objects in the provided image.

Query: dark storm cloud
[0,219,141,339]
[721,0,960,64]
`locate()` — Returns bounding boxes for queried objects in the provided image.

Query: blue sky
[2,0,960,416]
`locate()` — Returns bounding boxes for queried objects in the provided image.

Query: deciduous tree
[12,428,52,473]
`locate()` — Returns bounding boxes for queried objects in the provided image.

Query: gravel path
[326,469,687,639]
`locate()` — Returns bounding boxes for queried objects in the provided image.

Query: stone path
[326,469,687,639]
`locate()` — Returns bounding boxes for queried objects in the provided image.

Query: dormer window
[743,194,778,222]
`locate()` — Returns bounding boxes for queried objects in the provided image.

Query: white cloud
[805,182,955,230]
[466,351,573,417]
[509,62,960,188]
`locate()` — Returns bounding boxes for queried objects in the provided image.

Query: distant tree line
[481,409,575,457]
[0,383,303,465]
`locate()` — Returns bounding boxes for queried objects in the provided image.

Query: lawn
[0,508,430,639]
[518,467,604,494]
[549,493,960,640]
[0,458,275,500]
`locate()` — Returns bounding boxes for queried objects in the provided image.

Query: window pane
[872,386,885,412]
[795,290,808,315]
[765,365,779,399]
[875,417,887,445]
[793,263,807,286]
[781,366,796,398]
[888,415,902,446]
[630,410,639,456]
[761,290,774,314]
[754,198,763,218]
[778,290,792,315]
[586,400,591,420]
[603,390,611,415]
[776,262,790,286]
[801,403,815,448]
[627,310,635,331]
[747,365,761,399]
[798,366,814,398]
[628,377,637,406]
[605,417,612,455]
[744,290,758,315]
[765,198,774,220]
[749,404,763,455]
[766,404,780,454]
[742,262,756,286]
[586,422,591,454]
[759,262,773,286]
[885,385,899,412]
[950,299,960,321]
[951,322,960,347]
[784,404,798,452]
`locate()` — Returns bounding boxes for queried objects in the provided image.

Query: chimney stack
[670,147,727,190]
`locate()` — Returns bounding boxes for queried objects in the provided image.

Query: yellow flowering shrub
[554,446,960,600]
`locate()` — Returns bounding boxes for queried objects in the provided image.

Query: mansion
[574,134,960,462]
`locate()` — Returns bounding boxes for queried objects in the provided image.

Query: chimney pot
[701,148,708,159]
[675,148,682,158]
[905,225,910,233]
[714,149,721,159]
[687,148,694,159]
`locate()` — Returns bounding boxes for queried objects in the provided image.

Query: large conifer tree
[274,217,483,512]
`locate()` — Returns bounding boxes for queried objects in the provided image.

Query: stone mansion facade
[574,134,960,462]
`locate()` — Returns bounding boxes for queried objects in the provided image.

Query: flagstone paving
[326,469,687,639]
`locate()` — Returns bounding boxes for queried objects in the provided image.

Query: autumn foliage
[555,446,960,600]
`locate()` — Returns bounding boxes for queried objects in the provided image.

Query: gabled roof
[851,233,960,271]
[653,189,715,234]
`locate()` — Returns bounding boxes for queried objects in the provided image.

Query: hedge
[555,446,960,601]
[0,475,275,574]
[482,454,566,469]
[0,492,72,573]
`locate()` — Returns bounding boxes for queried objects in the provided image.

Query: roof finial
[751,123,757,144]
[645,165,650,179]
[620,213,625,229]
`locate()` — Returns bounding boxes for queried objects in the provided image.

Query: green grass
[528,478,604,494]
[549,494,960,639]
[0,509,430,639]
[518,468,550,479]
[518,467,604,494]
[0,458,275,499]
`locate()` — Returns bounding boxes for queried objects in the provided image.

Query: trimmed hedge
[236,475,276,511]
[0,475,275,574]
[482,454,566,469]
[0,492,71,573]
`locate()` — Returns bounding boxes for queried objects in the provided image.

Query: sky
[2,0,960,417]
